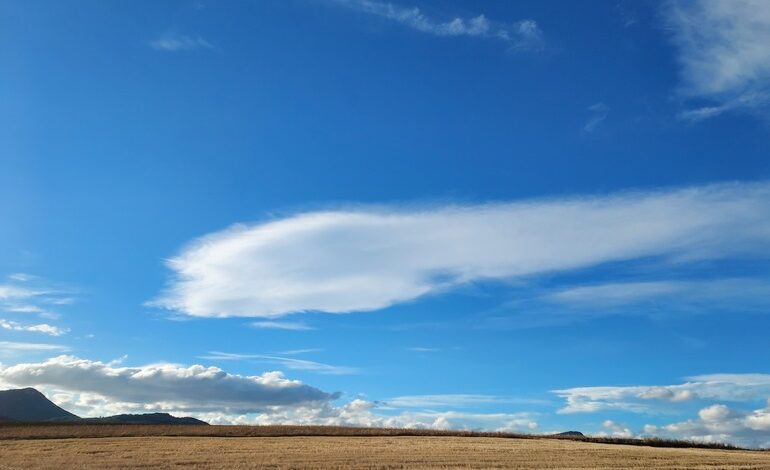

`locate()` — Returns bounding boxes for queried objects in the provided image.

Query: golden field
[0,426,768,469]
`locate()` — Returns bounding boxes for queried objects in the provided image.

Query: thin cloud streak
[387,394,548,408]
[332,0,543,51]
[150,33,214,52]
[201,352,359,375]
[545,278,770,312]
[0,342,69,353]
[583,102,609,133]
[249,321,314,331]
[0,319,68,336]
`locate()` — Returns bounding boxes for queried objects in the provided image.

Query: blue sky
[2,0,770,447]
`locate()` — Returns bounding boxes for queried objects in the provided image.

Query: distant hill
[0,388,79,422]
[0,388,207,425]
[554,431,584,437]
[81,413,207,425]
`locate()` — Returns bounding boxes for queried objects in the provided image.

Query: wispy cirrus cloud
[665,0,770,120]
[200,351,359,375]
[582,102,609,133]
[386,394,547,409]
[249,321,314,331]
[544,278,770,314]
[275,348,325,356]
[0,319,68,337]
[150,32,214,52]
[0,341,69,356]
[406,347,440,353]
[0,273,76,320]
[331,0,543,51]
[151,181,770,319]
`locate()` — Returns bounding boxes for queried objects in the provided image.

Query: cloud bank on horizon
[0,356,537,432]
[0,355,336,414]
[151,181,770,319]
[555,374,770,447]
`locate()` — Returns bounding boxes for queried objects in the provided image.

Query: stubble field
[0,425,768,469]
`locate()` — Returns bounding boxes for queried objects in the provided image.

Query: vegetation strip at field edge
[0,424,765,451]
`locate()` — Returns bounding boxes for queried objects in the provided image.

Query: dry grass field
[0,425,768,469]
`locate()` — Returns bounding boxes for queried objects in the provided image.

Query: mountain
[81,413,208,425]
[0,388,79,422]
[0,388,207,425]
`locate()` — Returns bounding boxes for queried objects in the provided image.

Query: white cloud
[0,356,537,433]
[647,401,770,448]
[0,285,43,301]
[406,347,440,353]
[0,274,76,320]
[554,373,770,414]
[666,0,770,119]
[150,33,214,52]
[196,399,537,432]
[597,419,634,438]
[583,102,609,133]
[332,0,543,51]
[385,394,545,408]
[0,342,69,355]
[0,355,337,415]
[545,278,770,312]
[0,319,68,336]
[199,351,359,375]
[151,181,770,319]
[275,348,325,355]
[249,321,314,331]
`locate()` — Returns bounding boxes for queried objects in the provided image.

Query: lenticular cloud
[152,182,770,318]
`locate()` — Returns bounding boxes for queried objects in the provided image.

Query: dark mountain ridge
[81,413,207,425]
[0,388,78,422]
[0,387,207,425]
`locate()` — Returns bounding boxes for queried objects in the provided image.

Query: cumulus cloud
[0,356,538,432]
[0,319,68,336]
[554,373,770,414]
[0,355,337,415]
[150,33,214,52]
[598,419,634,438]
[666,0,770,120]
[645,401,770,448]
[151,181,770,319]
[332,0,543,51]
[196,398,538,432]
